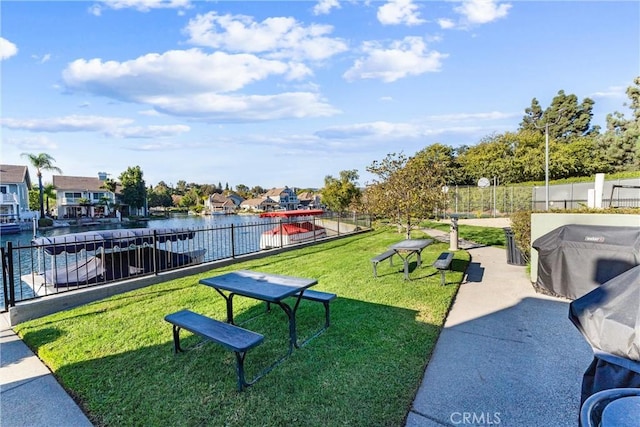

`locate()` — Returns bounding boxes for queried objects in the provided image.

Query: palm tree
[43,183,57,217]
[21,153,62,219]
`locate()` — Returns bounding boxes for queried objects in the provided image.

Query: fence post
[279,219,283,248]
[5,243,15,307]
[231,224,236,258]
[153,230,159,275]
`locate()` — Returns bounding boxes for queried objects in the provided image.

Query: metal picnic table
[388,239,434,280]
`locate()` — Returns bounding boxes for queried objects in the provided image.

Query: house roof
[264,187,287,197]
[53,175,111,192]
[241,197,277,207]
[0,165,32,188]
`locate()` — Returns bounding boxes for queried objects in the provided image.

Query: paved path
[0,313,93,427]
[406,229,593,426]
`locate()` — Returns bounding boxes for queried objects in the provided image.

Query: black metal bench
[164,309,264,391]
[433,252,454,285]
[371,249,396,277]
[296,290,337,345]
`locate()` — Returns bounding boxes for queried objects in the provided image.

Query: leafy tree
[321,170,361,212]
[42,183,56,216]
[119,166,147,215]
[148,183,173,208]
[20,152,62,218]
[175,180,188,195]
[519,98,544,134]
[365,150,447,239]
[251,186,265,197]
[235,184,251,199]
[599,76,640,171]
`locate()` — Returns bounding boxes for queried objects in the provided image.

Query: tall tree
[119,166,147,215]
[519,98,544,133]
[321,170,361,212]
[599,76,640,171]
[365,150,447,239]
[42,183,56,216]
[21,152,62,218]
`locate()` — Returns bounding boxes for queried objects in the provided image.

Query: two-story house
[53,173,116,219]
[204,193,237,214]
[264,187,300,210]
[0,164,35,221]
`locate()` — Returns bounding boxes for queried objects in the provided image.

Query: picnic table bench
[433,252,454,285]
[371,249,396,277]
[164,309,264,391]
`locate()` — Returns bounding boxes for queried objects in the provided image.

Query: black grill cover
[569,265,640,403]
[533,224,640,300]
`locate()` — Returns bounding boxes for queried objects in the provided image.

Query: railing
[0,193,19,204]
[1,212,371,310]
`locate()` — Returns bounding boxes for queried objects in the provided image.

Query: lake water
[0,213,267,247]
[0,214,277,310]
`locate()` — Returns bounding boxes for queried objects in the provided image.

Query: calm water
[1,214,275,309]
[0,213,265,247]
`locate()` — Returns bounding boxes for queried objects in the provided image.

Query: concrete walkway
[0,313,92,427]
[406,228,593,426]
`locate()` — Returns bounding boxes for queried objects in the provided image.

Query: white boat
[259,209,326,250]
[22,228,206,296]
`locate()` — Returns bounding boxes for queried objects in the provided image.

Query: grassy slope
[15,228,470,427]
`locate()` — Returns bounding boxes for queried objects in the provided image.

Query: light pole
[533,109,563,211]
[545,122,550,211]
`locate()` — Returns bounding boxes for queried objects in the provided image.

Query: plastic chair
[580,388,640,427]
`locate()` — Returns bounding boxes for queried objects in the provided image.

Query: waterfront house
[297,191,322,209]
[204,193,237,214]
[240,197,279,212]
[0,164,35,221]
[52,173,116,219]
[264,187,299,210]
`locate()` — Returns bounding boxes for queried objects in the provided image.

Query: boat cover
[45,256,105,287]
[532,224,640,299]
[569,265,640,402]
[33,228,196,255]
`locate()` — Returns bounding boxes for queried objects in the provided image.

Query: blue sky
[1,0,638,190]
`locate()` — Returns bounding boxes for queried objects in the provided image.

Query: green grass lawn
[421,220,507,247]
[15,228,470,427]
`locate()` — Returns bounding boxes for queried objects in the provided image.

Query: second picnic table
[388,239,434,280]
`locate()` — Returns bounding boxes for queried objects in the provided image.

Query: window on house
[0,186,7,194]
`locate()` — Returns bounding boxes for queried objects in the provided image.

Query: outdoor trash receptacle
[569,265,640,405]
[503,227,527,266]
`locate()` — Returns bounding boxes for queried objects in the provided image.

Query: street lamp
[534,109,564,211]
[545,122,550,211]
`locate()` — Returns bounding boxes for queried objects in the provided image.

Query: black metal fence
[2,212,370,311]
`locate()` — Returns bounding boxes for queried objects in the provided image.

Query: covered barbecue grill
[532,224,640,300]
[569,265,640,404]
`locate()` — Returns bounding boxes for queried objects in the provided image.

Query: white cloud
[62,49,338,122]
[313,0,340,15]
[32,53,52,64]
[89,0,191,16]
[343,37,447,82]
[4,135,58,150]
[0,37,18,60]
[63,49,293,97]
[591,85,627,99]
[184,12,348,61]
[425,111,518,122]
[104,124,190,138]
[0,115,133,132]
[454,0,511,25]
[377,0,425,26]
[438,18,455,29]
[151,92,339,122]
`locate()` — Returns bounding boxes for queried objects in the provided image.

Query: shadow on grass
[21,297,441,427]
